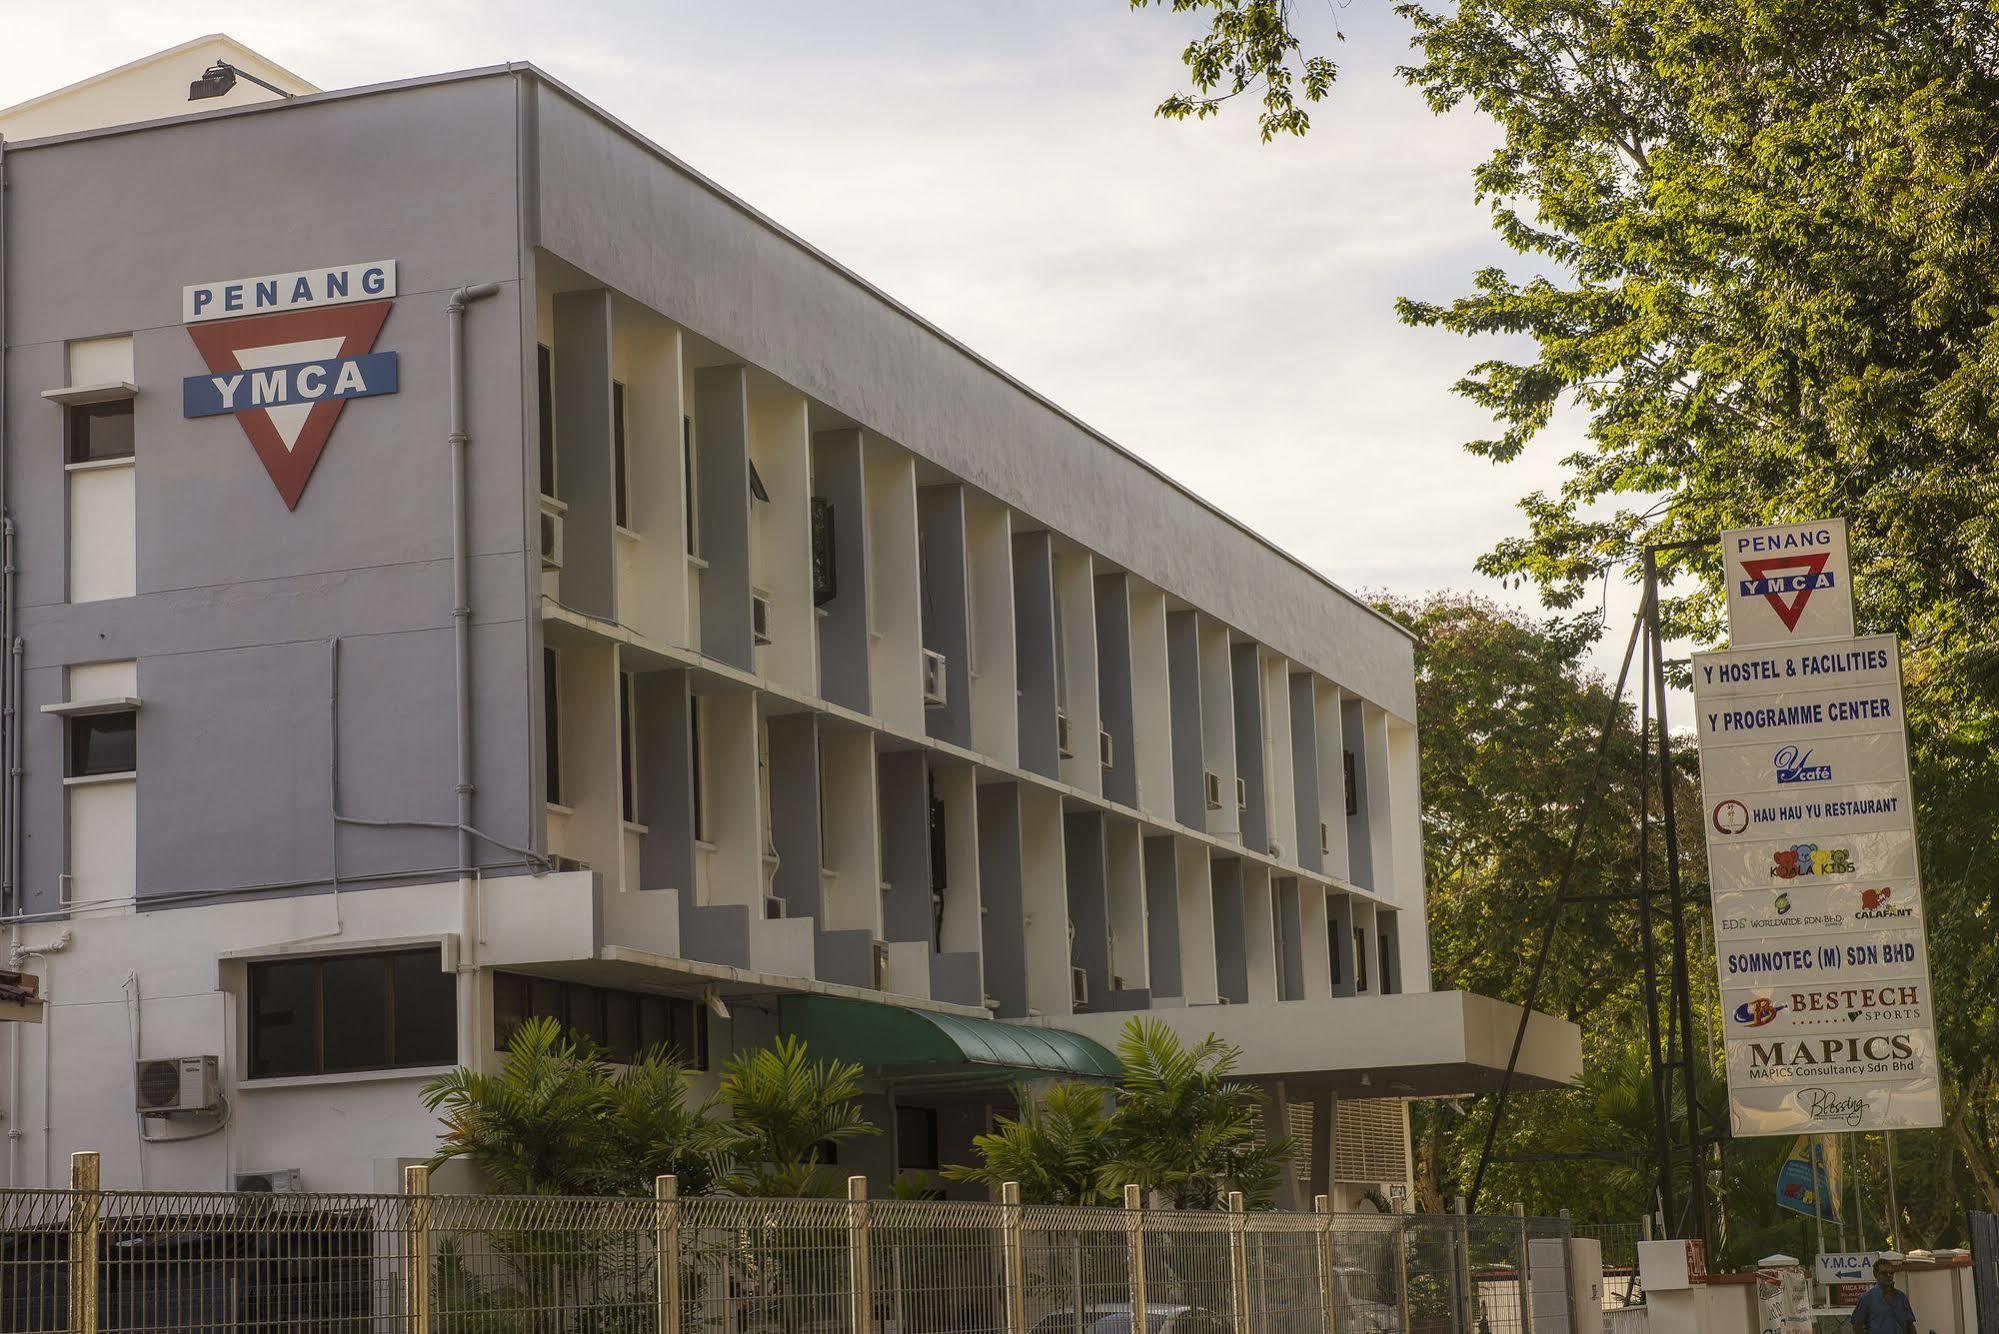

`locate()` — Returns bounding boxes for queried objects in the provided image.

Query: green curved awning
[778,995,1122,1084]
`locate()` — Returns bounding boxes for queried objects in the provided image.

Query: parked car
[1030,1303,1232,1334]
[1330,1264,1400,1333]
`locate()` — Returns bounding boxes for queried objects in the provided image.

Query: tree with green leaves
[1130,0,1338,140]
[945,1080,1122,1206]
[712,1034,878,1198]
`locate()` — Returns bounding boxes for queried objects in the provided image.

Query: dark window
[620,672,638,825]
[537,345,556,498]
[544,647,563,807]
[248,949,455,1079]
[1379,931,1395,995]
[1343,750,1359,818]
[1354,927,1369,992]
[1327,915,1342,987]
[810,498,838,606]
[748,459,770,503]
[613,381,630,528]
[67,401,134,465]
[690,696,706,843]
[67,711,135,777]
[929,779,948,950]
[683,416,698,556]
[494,972,707,1069]
[897,1105,940,1170]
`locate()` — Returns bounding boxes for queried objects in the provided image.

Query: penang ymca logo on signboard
[179,260,400,510]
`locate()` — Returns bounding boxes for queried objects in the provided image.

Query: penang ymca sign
[1692,520,1942,1137]
[180,260,400,509]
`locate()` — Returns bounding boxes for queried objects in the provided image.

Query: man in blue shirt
[1850,1257,1915,1333]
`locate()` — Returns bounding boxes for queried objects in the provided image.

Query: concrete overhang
[1022,991,1581,1099]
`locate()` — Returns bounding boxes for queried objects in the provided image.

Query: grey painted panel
[1341,698,1373,890]
[18,667,64,917]
[766,712,822,921]
[929,951,982,1008]
[1275,878,1305,1002]
[811,430,869,712]
[1231,644,1267,854]
[816,927,876,990]
[1166,611,1205,827]
[694,366,754,669]
[1142,834,1183,1000]
[636,670,696,900]
[976,782,1027,1018]
[1064,812,1110,1009]
[877,749,932,945]
[1289,674,1323,875]
[683,904,750,969]
[552,290,617,620]
[530,78,1416,718]
[1093,573,1137,808]
[1011,531,1059,779]
[1211,856,1248,1005]
[916,484,972,747]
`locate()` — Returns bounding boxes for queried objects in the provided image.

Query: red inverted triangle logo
[1739,552,1831,631]
[186,301,392,509]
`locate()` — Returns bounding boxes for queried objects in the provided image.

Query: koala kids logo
[1774,744,1832,785]
[1771,844,1854,880]
[1732,998,1786,1028]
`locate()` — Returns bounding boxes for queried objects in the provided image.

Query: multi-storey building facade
[0,41,1579,1204]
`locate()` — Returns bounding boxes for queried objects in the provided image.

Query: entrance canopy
[779,995,1121,1085]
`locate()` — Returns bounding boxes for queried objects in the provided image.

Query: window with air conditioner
[249,948,456,1079]
[1320,821,1331,857]
[922,648,948,707]
[539,503,565,570]
[871,941,890,990]
[1056,709,1074,759]
[1070,966,1090,1008]
[1098,729,1114,769]
[752,591,774,646]
[1235,775,1248,811]
[1204,770,1223,811]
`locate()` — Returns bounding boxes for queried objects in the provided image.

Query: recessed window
[1354,927,1369,992]
[544,646,564,807]
[67,711,135,777]
[1328,915,1342,986]
[897,1104,940,1170]
[248,948,456,1079]
[613,381,630,529]
[492,971,707,1068]
[537,345,557,499]
[1379,931,1394,995]
[620,671,638,824]
[690,696,707,843]
[67,401,134,465]
[1343,750,1359,818]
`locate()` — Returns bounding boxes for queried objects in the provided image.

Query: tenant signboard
[1692,522,1942,1137]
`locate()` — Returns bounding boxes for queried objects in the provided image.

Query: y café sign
[1693,521,1942,1138]
[180,260,400,509]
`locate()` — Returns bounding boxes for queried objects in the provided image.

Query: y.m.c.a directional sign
[180,260,399,510]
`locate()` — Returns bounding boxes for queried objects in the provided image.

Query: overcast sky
[3,1,1655,689]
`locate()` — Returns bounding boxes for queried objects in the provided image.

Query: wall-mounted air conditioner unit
[1070,966,1090,1009]
[135,1056,220,1116]
[922,648,948,707]
[764,895,786,920]
[1320,821,1332,857]
[1056,710,1075,759]
[234,1168,304,1194]
[1098,729,1114,769]
[1204,770,1224,811]
[1235,776,1248,812]
[871,940,890,990]
[539,509,565,570]
[751,591,774,646]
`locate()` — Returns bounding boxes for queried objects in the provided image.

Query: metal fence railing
[1,1152,1575,1333]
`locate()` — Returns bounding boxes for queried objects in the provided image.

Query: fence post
[1125,1184,1148,1327]
[1393,1196,1412,1334]
[67,1150,99,1334]
[1314,1194,1338,1334]
[1514,1202,1534,1334]
[1001,1181,1028,1334]
[656,1175,681,1334]
[403,1164,432,1334]
[848,1175,871,1334]
[1453,1195,1474,1334]
[1228,1191,1251,1334]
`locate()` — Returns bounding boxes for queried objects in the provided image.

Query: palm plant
[421,1016,622,1195]
[1106,1017,1290,1209]
[713,1034,878,1196]
[943,1080,1120,1205]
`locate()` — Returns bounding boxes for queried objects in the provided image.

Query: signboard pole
[1645,546,1712,1246]
[1635,639,1675,1228]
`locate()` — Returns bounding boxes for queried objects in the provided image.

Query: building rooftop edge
[0,60,1418,649]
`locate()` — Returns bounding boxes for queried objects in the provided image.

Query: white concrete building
[0,39,1579,1204]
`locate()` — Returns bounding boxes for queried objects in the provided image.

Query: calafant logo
[1771,844,1853,880]
[1855,886,1913,921]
